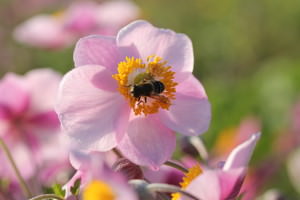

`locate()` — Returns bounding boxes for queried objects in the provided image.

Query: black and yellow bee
[130,79,166,104]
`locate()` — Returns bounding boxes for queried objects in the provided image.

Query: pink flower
[143,162,185,186]
[212,116,261,161]
[64,152,137,200]
[0,69,70,184]
[13,1,140,49]
[56,20,211,169]
[177,133,260,200]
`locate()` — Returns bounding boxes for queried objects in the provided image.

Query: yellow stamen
[83,180,116,200]
[171,165,202,200]
[112,56,177,115]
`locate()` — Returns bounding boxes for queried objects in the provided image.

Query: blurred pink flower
[64,152,137,200]
[143,162,185,186]
[56,20,211,169]
[13,1,140,49]
[213,117,261,158]
[178,133,260,200]
[0,69,70,190]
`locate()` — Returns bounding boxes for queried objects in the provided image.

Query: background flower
[179,133,260,200]
[64,151,137,200]
[0,69,70,198]
[13,1,139,49]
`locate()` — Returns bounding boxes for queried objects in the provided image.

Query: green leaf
[70,178,81,196]
[52,183,66,198]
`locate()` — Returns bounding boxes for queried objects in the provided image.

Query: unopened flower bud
[112,158,144,180]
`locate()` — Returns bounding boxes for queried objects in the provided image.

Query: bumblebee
[131,79,165,103]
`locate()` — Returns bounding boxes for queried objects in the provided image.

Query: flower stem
[188,136,209,162]
[28,194,64,200]
[0,138,32,197]
[164,160,188,173]
[112,148,123,158]
[147,183,201,200]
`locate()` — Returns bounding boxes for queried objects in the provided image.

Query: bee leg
[144,97,147,103]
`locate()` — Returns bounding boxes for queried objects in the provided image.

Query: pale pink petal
[63,2,98,34]
[158,74,210,136]
[24,68,62,114]
[14,15,71,49]
[69,151,108,172]
[218,168,245,199]
[183,170,221,200]
[176,73,208,99]
[73,35,121,72]
[97,1,139,28]
[118,114,176,169]
[143,164,184,186]
[105,176,138,200]
[69,151,91,171]
[0,73,29,115]
[159,94,211,136]
[117,20,194,74]
[223,133,261,170]
[56,65,129,152]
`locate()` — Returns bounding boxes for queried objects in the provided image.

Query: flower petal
[118,114,176,169]
[117,20,194,73]
[183,170,221,200]
[24,68,62,114]
[176,73,208,99]
[0,73,29,115]
[159,74,210,136]
[97,0,140,28]
[14,15,70,49]
[223,133,261,170]
[56,65,129,152]
[218,168,245,200]
[74,35,121,72]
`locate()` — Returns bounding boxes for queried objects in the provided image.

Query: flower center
[83,180,116,200]
[171,165,202,200]
[112,56,177,116]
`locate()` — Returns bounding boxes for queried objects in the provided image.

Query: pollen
[171,165,202,200]
[112,56,177,115]
[83,180,116,200]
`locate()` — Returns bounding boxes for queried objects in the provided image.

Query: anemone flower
[64,151,137,200]
[0,69,69,187]
[56,20,211,169]
[172,133,260,200]
[13,1,139,49]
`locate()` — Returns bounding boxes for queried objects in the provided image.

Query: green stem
[28,194,64,200]
[0,138,32,197]
[164,160,188,173]
[147,183,201,200]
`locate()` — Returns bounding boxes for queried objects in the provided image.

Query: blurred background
[0,0,299,198]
